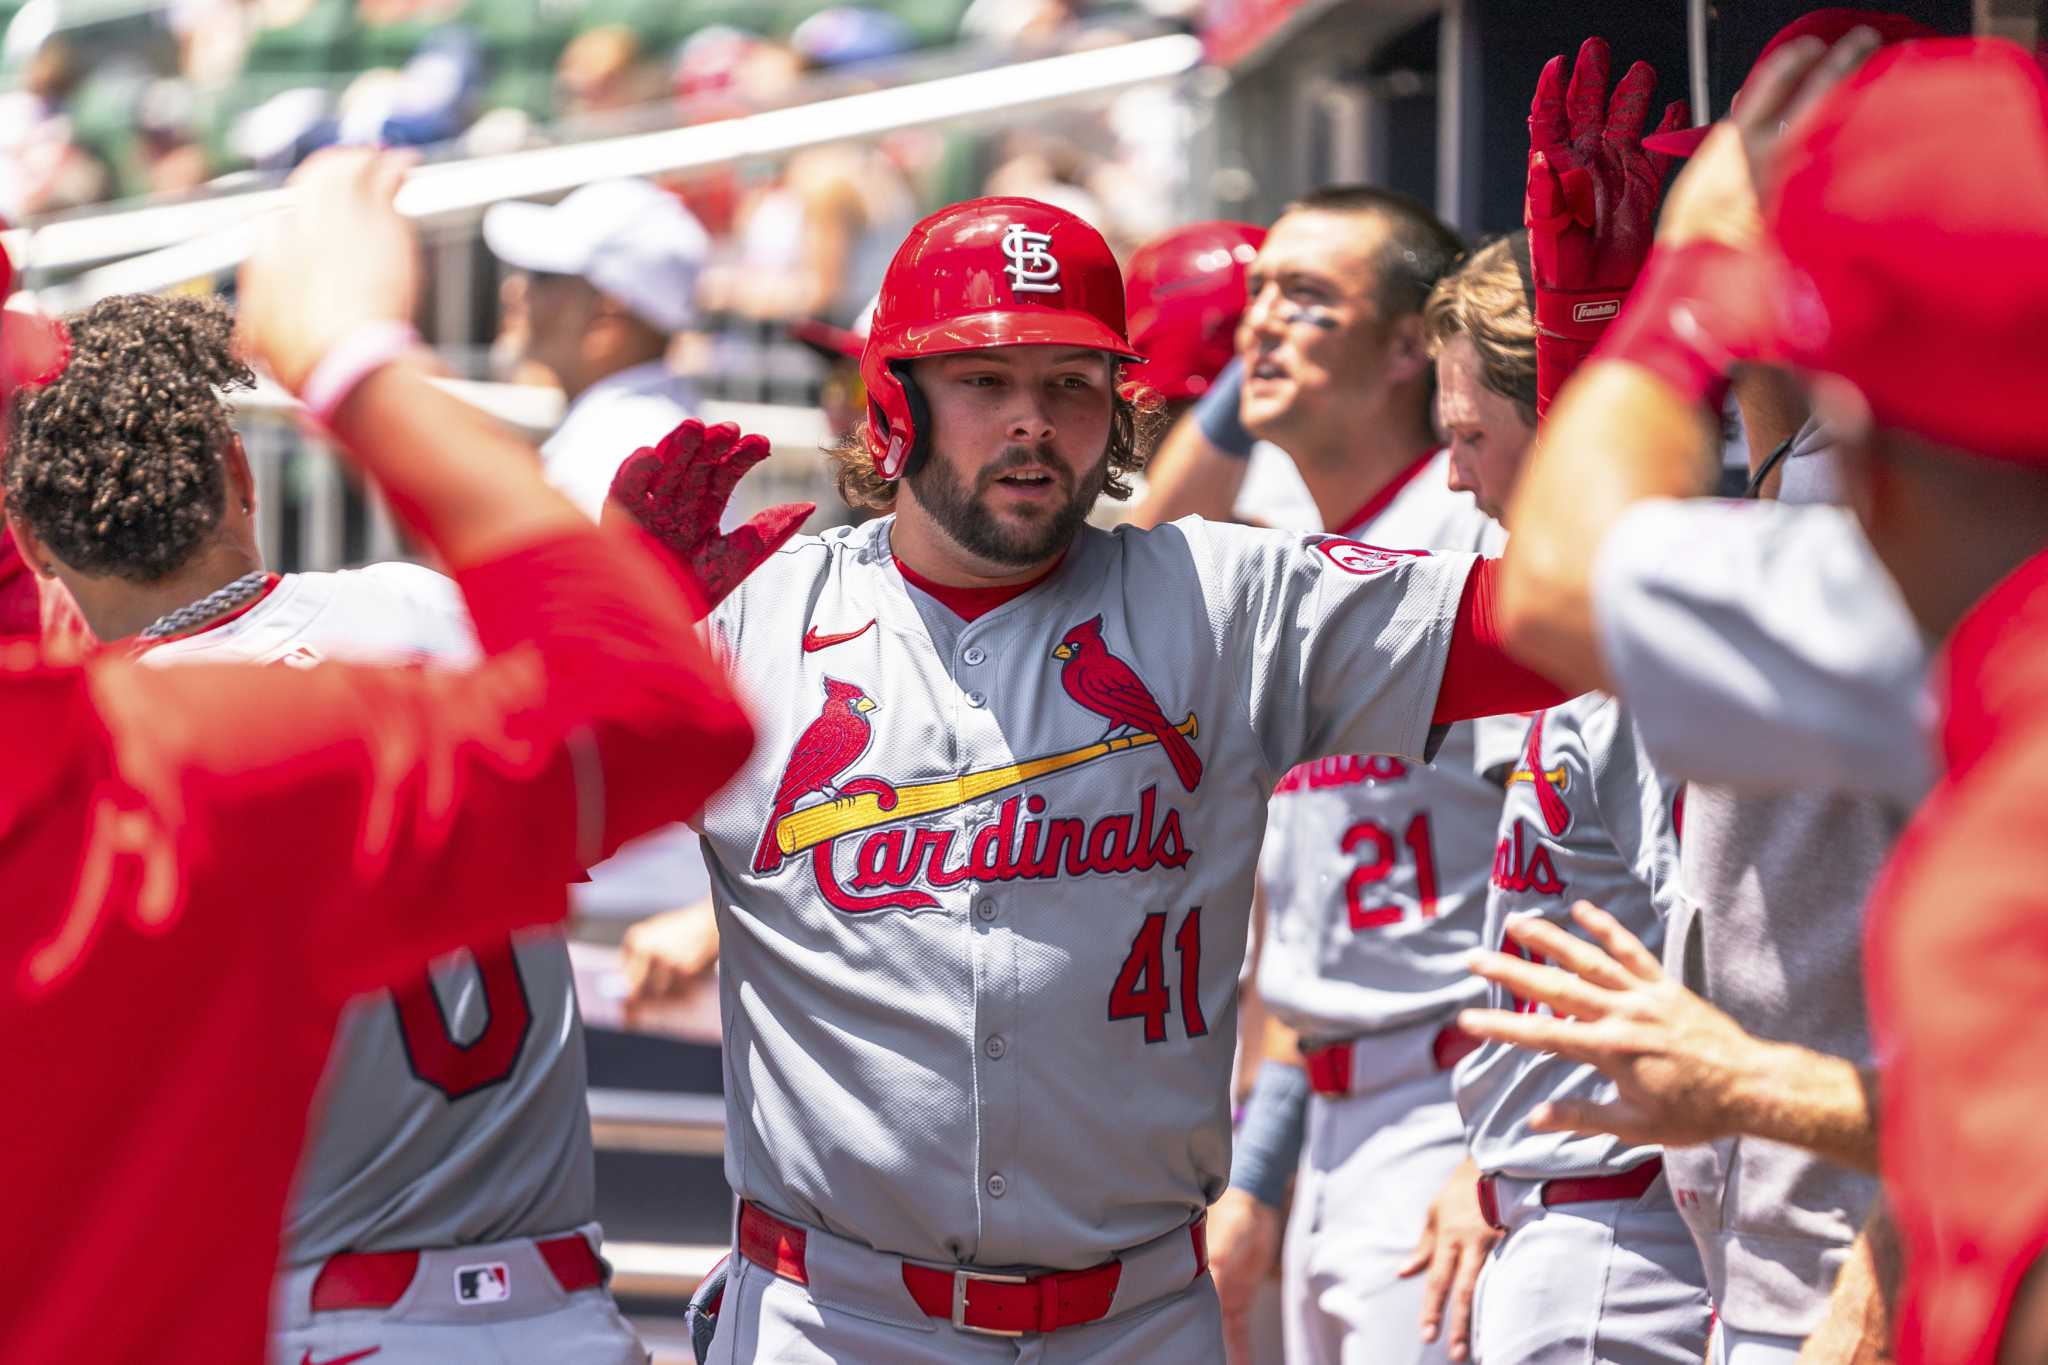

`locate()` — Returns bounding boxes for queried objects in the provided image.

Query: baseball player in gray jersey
[1123,190,1516,1365]
[1251,456,1516,1365]
[1421,234,1710,1365]
[5,292,645,1365]
[147,571,643,1365]
[670,194,1565,1362]
[1454,692,1709,1365]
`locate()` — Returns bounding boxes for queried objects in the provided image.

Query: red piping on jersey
[1434,559,1572,725]
[130,573,284,650]
[893,554,1063,622]
[1328,448,1439,539]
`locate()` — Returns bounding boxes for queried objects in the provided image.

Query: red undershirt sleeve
[1432,558,1576,725]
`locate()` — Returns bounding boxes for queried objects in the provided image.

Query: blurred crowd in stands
[0,0,1196,238]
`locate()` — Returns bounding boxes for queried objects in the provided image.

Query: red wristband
[1590,242,1770,413]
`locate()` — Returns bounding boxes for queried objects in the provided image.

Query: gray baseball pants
[1471,1170,1712,1365]
[271,1226,646,1365]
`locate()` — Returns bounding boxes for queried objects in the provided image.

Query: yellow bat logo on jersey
[774,714,1197,856]
[754,616,1208,914]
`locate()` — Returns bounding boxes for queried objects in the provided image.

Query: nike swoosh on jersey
[802,620,876,652]
[301,1349,381,1365]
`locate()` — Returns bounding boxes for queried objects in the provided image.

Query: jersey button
[965,690,988,708]
[975,898,998,922]
[986,1173,1008,1198]
[963,646,987,666]
[984,1034,1007,1059]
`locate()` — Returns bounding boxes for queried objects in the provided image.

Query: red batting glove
[1525,37,1687,419]
[1589,240,1775,414]
[604,418,815,611]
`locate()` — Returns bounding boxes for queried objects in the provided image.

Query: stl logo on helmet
[1001,223,1061,295]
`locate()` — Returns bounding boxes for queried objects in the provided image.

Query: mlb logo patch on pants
[455,1263,510,1304]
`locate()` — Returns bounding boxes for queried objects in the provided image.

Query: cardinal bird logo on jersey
[753,677,879,873]
[1052,615,1203,792]
[1507,710,1573,837]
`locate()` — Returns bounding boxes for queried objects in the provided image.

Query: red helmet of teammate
[860,196,1141,481]
[1123,221,1265,402]
[1642,7,1940,159]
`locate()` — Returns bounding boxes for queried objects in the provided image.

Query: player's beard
[907,443,1109,568]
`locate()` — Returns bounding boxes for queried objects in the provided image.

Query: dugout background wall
[1207,0,1977,240]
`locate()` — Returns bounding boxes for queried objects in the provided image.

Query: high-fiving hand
[1524,38,1687,416]
[1457,901,1764,1150]
[605,419,816,610]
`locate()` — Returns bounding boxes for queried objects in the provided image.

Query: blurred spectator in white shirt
[484,176,709,518]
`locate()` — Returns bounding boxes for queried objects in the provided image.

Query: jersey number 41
[1109,907,1209,1045]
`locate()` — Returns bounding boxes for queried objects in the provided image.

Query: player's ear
[221,432,257,519]
[5,508,55,578]
[1384,313,1431,387]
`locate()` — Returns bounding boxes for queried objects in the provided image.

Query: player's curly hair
[1423,234,1539,428]
[6,292,254,583]
[827,379,1163,512]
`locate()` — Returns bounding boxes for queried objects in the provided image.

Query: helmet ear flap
[866,360,931,483]
[892,360,932,480]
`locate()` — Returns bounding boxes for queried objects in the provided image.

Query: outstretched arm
[1499,32,1881,692]
[1457,902,1879,1173]
[216,147,756,999]
[1432,557,1574,726]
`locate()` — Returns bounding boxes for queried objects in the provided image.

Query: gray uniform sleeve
[1188,521,1474,774]
[1582,701,1682,913]
[1591,498,1934,806]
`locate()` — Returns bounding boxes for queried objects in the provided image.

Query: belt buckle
[952,1267,1030,1336]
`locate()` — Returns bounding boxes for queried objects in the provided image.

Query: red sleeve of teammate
[1874,718,2048,1365]
[1433,558,1575,724]
[89,524,751,1002]
[0,529,41,639]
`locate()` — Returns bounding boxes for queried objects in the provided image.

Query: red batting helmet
[1123,221,1265,402]
[860,196,1141,481]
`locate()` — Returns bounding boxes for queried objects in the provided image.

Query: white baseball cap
[483,179,709,334]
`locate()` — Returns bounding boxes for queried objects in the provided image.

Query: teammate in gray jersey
[1420,236,1711,1365]
[672,194,1566,1362]
[1142,190,1519,1365]
[4,292,645,1364]
[1454,691,1710,1365]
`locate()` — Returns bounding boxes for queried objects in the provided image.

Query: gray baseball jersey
[1257,450,1512,1040]
[1593,497,1931,806]
[142,564,597,1261]
[697,514,1476,1270]
[1455,692,1683,1179]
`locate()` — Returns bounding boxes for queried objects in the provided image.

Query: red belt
[738,1201,1206,1337]
[1475,1156,1665,1233]
[1301,1023,1479,1096]
[309,1233,606,1312]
